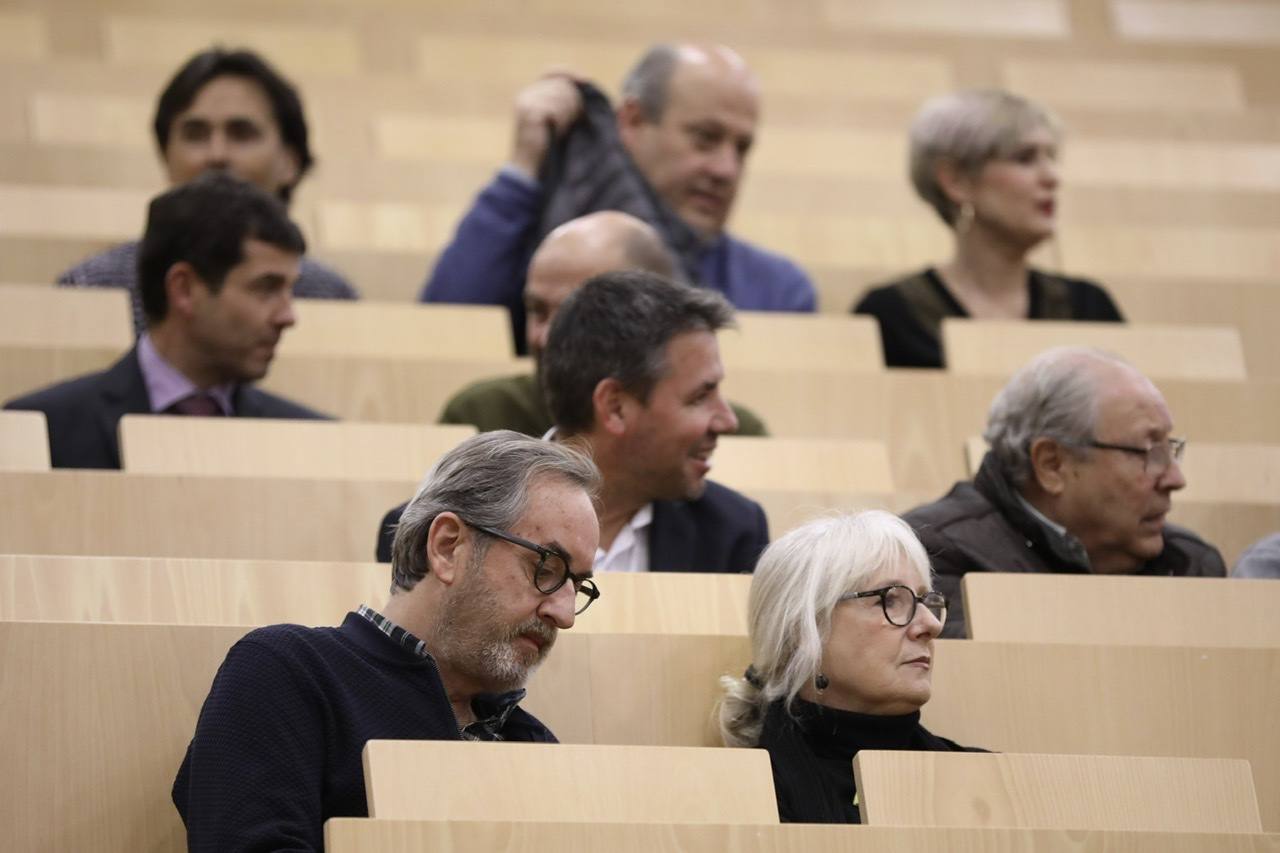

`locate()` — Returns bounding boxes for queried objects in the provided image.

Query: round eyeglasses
[839,585,947,628]
[462,520,600,615]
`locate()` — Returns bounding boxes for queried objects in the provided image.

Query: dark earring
[815,673,829,691]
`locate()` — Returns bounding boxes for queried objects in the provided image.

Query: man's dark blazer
[375,480,769,573]
[3,348,328,469]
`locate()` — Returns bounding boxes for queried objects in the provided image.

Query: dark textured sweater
[172,612,555,852]
[756,698,982,823]
[853,266,1123,368]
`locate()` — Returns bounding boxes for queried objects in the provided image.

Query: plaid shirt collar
[354,604,527,741]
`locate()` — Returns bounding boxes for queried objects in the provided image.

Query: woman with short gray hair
[719,510,981,823]
[853,89,1122,368]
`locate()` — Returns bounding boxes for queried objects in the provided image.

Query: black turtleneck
[755,697,983,823]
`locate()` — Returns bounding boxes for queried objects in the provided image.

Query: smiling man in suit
[379,271,768,573]
[5,172,325,468]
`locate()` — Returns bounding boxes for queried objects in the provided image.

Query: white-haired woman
[720,510,982,823]
[854,89,1122,368]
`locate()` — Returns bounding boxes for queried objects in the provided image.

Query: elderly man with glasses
[173,431,601,852]
[903,346,1225,638]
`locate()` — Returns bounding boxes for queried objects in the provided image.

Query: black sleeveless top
[853,267,1123,368]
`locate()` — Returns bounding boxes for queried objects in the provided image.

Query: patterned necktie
[167,392,224,417]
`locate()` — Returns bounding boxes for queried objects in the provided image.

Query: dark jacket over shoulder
[3,348,327,469]
[903,452,1227,638]
[853,267,1123,368]
[377,479,769,573]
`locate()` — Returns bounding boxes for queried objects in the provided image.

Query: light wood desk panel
[0,410,48,471]
[924,642,1280,831]
[854,750,1261,832]
[363,741,778,823]
[0,555,752,635]
[120,416,475,480]
[963,573,1280,647]
[325,819,1280,853]
[0,283,131,348]
[0,470,412,562]
[942,319,1247,382]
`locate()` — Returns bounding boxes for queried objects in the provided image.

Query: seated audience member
[58,47,357,333]
[904,346,1225,637]
[439,210,766,436]
[720,510,982,823]
[381,272,768,573]
[421,43,816,352]
[5,173,325,469]
[173,431,601,851]
[854,90,1122,368]
[1234,533,1280,579]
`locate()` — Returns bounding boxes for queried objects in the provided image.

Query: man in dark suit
[5,172,326,469]
[378,271,768,573]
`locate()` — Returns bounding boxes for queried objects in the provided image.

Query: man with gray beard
[173,431,601,852]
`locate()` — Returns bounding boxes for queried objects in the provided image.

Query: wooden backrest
[1178,443,1280,505]
[324,820,1280,853]
[362,741,778,823]
[0,470,411,562]
[119,415,474,479]
[0,620,251,852]
[713,435,894,494]
[942,319,1248,381]
[0,342,124,406]
[0,409,49,470]
[259,355,528,423]
[282,301,513,360]
[853,750,1261,832]
[0,555,751,635]
[0,282,131,348]
[923,641,1280,831]
[963,573,1280,647]
[718,312,883,372]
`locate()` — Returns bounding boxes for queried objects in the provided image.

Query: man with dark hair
[438,209,767,437]
[57,47,357,332]
[421,42,815,353]
[5,173,325,468]
[381,271,768,573]
[903,346,1225,638]
[174,430,601,852]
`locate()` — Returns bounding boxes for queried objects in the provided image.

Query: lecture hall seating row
[4,619,1278,850]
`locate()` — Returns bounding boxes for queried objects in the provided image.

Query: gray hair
[389,430,600,591]
[909,89,1062,226]
[541,270,735,435]
[719,510,933,748]
[621,44,680,122]
[984,346,1136,487]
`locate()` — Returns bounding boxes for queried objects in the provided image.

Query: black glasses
[840,585,947,628]
[463,521,600,615]
[1088,437,1186,477]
